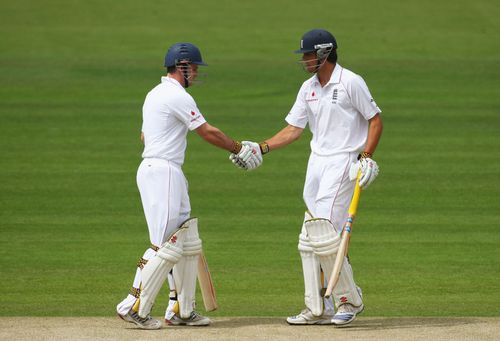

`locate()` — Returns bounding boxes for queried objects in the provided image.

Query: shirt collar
[328,64,343,85]
[312,63,343,86]
[161,76,184,89]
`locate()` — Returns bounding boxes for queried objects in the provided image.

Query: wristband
[357,151,372,160]
[259,142,270,155]
[231,141,242,154]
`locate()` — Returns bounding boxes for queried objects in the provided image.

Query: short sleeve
[169,93,207,130]
[348,75,381,120]
[285,82,309,128]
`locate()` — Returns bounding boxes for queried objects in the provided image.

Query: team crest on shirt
[331,88,338,104]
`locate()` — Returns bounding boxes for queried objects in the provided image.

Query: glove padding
[229,151,247,170]
[349,157,379,189]
[229,141,263,171]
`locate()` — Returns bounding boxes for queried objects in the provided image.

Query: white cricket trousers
[303,152,357,230]
[137,158,191,247]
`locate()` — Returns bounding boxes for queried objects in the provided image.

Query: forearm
[196,123,241,153]
[262,125,303,153]
[363,114,383,156]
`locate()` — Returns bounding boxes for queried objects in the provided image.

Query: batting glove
[349,155,379,189]
[359,157,379,189]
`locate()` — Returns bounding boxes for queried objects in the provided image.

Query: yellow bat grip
[348,170,362,216]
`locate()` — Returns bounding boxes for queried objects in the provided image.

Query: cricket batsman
[116,42,260,329]
[232,29,383,326]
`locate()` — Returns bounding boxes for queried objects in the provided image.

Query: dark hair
[327,49,338,63]
[167,66,176,73]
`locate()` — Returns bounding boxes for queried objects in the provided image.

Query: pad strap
[130,286,141,298]
[137,257,148,270]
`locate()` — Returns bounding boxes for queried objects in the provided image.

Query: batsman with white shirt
[116,42,252,329]
[231,29,383,326]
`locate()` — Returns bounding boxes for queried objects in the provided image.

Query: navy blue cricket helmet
[294,29,337,54]
[164,42,208,68]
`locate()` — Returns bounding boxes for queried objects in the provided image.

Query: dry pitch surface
[1,317,499,340]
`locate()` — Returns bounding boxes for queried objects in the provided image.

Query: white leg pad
[305,218,362,307]
[138,228,186,318]
[298,212,323,316]
[173,218,202,318]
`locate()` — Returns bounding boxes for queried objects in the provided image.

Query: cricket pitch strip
[1,317,499,340]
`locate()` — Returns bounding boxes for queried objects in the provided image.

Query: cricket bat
[197,251,218,311]
[324,171,363,298]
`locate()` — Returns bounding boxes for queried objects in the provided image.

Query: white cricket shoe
[118,310,162,330]
[331,303,364,326]
[165,311,211,326]
[332,285,364,326]
[286,308,334,325]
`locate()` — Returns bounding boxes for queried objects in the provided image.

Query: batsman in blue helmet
[116,42,261,329]
[230,29,384,326]
[164,42,207,88]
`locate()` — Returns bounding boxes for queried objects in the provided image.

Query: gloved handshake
[229,141,269,171]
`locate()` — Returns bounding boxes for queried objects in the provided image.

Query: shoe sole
[119,313,162,330]
[286,318,334,325]
[287,321,335,325]
[129,318,162,330]
[187,322,210,326]
[131,321,162,330]
[165,319,210,326]
[117,313,134,324]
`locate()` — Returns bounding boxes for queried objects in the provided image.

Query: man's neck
[167,72,184,86]
[317,62,336,87]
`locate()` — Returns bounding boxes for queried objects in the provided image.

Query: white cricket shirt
[286,64,381,156]
[141,76,206,165]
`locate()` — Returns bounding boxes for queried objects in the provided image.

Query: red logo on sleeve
[191,111,196,116]
[311,91,315,97]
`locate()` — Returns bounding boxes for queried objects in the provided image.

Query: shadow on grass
[208,317,481,330]
[341,317,480,331]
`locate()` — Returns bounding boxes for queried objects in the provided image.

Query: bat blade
[197,252,218,311]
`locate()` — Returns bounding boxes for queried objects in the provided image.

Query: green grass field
[1,0,499,317]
